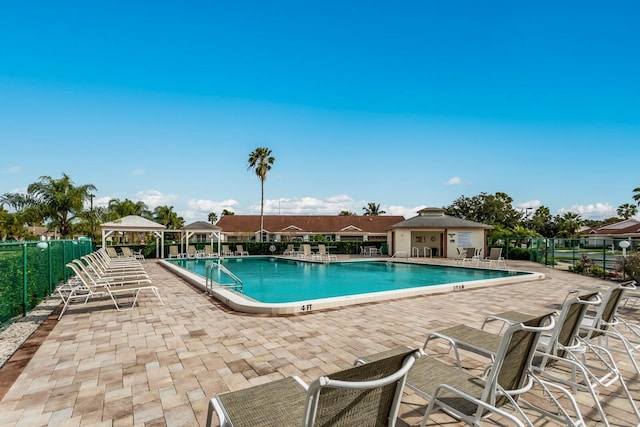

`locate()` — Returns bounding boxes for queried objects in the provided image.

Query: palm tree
[208,212,218,224]
[633,187,640,206]
[107,198,152,220]
[558,212,583,236]
[2,174,97,238]
[617,203,638,220]
[362,202,386,216]
[154,205,184,229]
[247,147,275,242]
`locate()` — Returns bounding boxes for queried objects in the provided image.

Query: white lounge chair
[168,245,182,258]
[461,247,479,265]
[298,244,312,259]
[186,245,198,258]
[235,245,249,256]
[61,262,163,318]
[482,247,505,268]
[283,244,297,256]
[314,244,337,262]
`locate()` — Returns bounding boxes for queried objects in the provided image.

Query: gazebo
[100,215,167,258]
[181,221,223,257]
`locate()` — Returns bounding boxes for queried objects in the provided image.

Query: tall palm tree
[362,202,386,216]
[617,203,638,220]
[2,174,97,238]
[247,147,275,242]
[208,212,218,224]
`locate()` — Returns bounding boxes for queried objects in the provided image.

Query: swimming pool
[161,257,544,315]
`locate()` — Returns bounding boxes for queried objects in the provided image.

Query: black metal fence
[492,237,638,280]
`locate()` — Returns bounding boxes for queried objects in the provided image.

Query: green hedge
[0,240,93,326]
[162,241,381,257]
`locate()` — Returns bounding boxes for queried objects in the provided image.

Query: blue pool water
[167,257,526,303]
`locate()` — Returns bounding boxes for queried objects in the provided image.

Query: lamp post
[619,240,630,280]
[525,207,533,220]
[89,194,95,240]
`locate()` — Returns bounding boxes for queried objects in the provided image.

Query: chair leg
[154,288,164,305]
[109,290,138,311]
[207,398,230,427]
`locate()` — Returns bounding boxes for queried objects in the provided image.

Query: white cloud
[86,196,112,209]
[4,166,21,174]
[130,168,145,176]
[257,195,355,215]
[445,176,462,185]
[515,200,542,210]
[385,204,426,218]
[134,190,177,208]
[243,195,420,219]
[557,203,616,219]
[187,198,239,213]
[7,186,27,194]
[182,198,240,221]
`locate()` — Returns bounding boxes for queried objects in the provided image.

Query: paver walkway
[0,258,639,426]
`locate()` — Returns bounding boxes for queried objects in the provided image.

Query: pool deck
[1,257,639,426]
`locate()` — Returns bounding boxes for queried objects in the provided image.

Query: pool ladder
[205,261,243,294]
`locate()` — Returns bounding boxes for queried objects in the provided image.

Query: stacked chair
[57,248,163,319]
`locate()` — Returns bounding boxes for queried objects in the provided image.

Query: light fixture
[620,240,631,258]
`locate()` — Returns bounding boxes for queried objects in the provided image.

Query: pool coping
[159,257,546,315]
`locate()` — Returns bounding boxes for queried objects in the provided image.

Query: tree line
[1,170,639,242]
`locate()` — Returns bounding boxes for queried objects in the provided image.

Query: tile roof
[182,221,221,231]
[582,219,640,236]
[215,215,405,234]
[390,211,493,229]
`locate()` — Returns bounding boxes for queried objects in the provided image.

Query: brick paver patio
[1,257,639,426]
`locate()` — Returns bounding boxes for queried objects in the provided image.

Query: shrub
[589,264,605,278]
[616,252,640,282]
[570,253,595,276]
[506,246,530,260]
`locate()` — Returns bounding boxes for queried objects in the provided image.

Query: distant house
[577,219,640,248]
[28,226,57,240]
[387,207,493,258]
[215,215,405,242]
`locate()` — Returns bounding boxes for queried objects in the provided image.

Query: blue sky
[1,1,639,222]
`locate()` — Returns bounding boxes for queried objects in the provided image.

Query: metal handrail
[205,261,243,294]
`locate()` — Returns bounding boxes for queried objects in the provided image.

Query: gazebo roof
[100,215,166,231]
[182,221,222,231]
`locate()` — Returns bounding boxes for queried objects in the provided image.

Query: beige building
[215,215,405,242]
[387,207,493,258]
